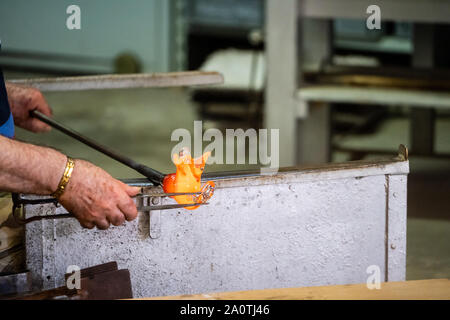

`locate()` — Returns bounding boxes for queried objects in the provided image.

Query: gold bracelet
[51,157,75,199]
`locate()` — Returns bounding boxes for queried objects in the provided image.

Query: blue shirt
[0,41,14,139]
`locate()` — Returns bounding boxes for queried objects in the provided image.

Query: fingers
[6,84,53,133]
[60,160,140,230]
[18,88,52,133]
[95,219,110,230]
[107,207,126,226]
[31,89,53,117]
[118,181,140,197]
[126,185,141,197]
[78,211,125,229]
[118,195,138,222]
[79,220,95,229]
[77,194,136,229]
[117,182,139,221]
[30,118,52,133]
[30,90,52,132]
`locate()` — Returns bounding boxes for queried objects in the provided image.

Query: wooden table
[142,279,450,300]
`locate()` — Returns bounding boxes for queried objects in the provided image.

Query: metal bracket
[136,193,163,239]
[12,191,206,227]
[136,190,211,239]
[148,196,161,239]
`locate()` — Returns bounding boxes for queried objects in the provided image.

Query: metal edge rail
[125,144,409,186]
[9,71,224,92]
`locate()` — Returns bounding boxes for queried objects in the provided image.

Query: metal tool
[30,110,165,186]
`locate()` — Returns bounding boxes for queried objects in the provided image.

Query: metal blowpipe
[30,110,165,185]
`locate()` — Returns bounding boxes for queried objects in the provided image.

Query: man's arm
[0,134,64,194]
[0,135,140,229]
[1,83,140,229]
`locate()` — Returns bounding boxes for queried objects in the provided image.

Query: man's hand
[58,160,141,229]
[5,83,52,133]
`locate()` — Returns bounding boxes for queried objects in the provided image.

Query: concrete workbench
[143,279,450,300]
[24,147,409,298]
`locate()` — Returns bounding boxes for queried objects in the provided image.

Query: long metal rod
[12,203,209,225]
[31,110,165,185]
[10,71,224,92]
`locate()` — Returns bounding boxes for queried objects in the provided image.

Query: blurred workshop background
[0,0,449,280]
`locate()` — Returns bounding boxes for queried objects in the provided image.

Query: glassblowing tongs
[8,191,209,226]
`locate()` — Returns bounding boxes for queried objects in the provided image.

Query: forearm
[0,135,66,195]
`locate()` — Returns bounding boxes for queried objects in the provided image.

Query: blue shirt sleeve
[0,69,15,139]
[0,40,15,138]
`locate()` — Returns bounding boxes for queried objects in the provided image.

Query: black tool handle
[30,110,165,185]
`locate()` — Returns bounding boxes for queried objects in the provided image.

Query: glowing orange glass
[162,148,215,210]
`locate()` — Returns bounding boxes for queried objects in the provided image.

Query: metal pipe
[10,71,224,92]
[30,110,165,185]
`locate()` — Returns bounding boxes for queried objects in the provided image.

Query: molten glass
[162,148,215,210]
